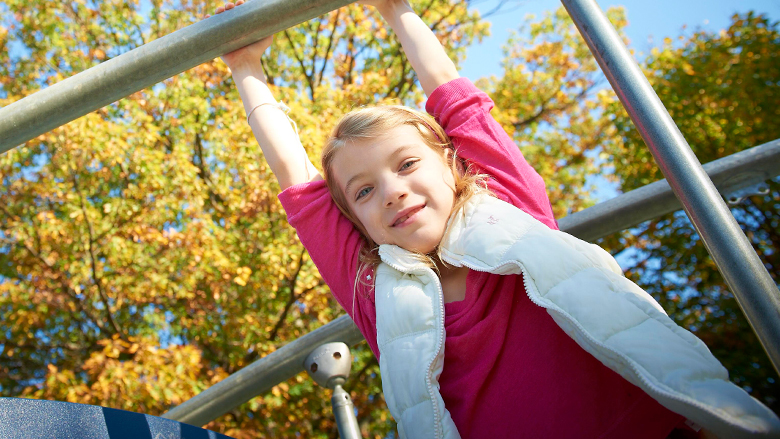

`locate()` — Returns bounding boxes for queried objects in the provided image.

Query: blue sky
[461,0,780,81]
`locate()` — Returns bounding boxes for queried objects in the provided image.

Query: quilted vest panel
[375,248,461,439]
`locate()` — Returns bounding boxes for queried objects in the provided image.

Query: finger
[236,0,245,5]
[205,14,211,18]
[216,6,225,13]
[225,2,235,10]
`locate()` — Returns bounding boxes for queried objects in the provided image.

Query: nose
[383,182,407,208]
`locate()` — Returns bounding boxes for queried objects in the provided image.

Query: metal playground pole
[561,0,780,373]
[0,0,354,155]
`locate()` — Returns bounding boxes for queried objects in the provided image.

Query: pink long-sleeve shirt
[278,78,683,438]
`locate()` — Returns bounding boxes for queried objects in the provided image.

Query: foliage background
[0,1,777,437]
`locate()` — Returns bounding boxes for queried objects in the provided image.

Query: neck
[436,258,469,304]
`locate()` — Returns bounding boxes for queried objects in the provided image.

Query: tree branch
[192,132,226,214]
[384,56,410,100]
[73,175,125,338]
[267,247,311,342]
[317,10,341,86]
[512,85,591,130]
[284,29,316,100]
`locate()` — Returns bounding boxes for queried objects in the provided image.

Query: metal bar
[0,0,354,155]
[561,0,780,373]
[560,139,780,242]
[332,385,363,439]
[162,315,363,426]
[163,140,780,426]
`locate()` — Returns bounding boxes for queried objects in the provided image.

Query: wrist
[376,0,412,21]
[228,59,263,76]
[230,61,267,82]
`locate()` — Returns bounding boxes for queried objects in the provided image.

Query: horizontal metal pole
[163,140,780,427]
[162,315,364,426]
[560,139,780,242]
[561,0,780,374]
[0,0,354,155]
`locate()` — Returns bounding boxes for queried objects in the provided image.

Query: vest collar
[378,244,431,274]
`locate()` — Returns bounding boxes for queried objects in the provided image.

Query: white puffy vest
[374,194,780,439]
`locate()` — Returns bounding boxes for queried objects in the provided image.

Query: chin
[378,229,443,255]
[414,231,446,254]
[404,238,439,255]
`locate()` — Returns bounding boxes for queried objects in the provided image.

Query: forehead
[331,124,438,186]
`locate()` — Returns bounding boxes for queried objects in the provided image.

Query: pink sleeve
[278,180,380,356]
[426,77,558,230]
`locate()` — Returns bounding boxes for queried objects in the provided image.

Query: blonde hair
[321,105,490,277]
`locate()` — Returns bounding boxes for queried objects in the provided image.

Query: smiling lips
[391,204,425,227]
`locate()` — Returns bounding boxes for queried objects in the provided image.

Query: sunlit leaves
[1,0,484,436]
[480,6,626,217]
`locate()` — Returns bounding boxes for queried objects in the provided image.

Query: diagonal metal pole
[560,0,780,373]
[0,0,354,155]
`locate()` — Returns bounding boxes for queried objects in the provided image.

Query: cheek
[354,206,385,241]
[439,168,457,194]
[430,156,456,190]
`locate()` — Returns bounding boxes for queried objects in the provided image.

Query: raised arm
[364,0,459,96]
[212,1,322,190]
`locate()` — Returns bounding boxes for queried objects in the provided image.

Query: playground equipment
[304,343,362,439]
[1,0,779,432]
[0,397,235,439]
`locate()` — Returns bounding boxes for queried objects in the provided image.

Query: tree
[0,0,489,437]
[602,12,780,411]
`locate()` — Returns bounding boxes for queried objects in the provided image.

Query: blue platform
[0,397,235,439]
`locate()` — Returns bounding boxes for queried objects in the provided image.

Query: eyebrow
[343,144,417,197]
[344,171,368,198]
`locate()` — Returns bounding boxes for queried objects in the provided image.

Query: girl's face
[332,124,457,254]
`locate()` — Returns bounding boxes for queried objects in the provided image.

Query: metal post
[0,0,354,155]
[561,0,780,373]
[162,315,363,427]
[331,385,362,439]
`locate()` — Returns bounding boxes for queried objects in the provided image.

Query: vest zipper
[440,255,750,432]
[381,260,446,439]
[425,266,446,439]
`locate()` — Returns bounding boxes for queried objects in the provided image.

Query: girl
[210,1,779,438]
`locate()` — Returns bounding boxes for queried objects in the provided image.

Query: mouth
[391,204,425,227]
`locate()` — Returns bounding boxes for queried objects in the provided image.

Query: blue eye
[400,160,417,171]
[356,187,372,200]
